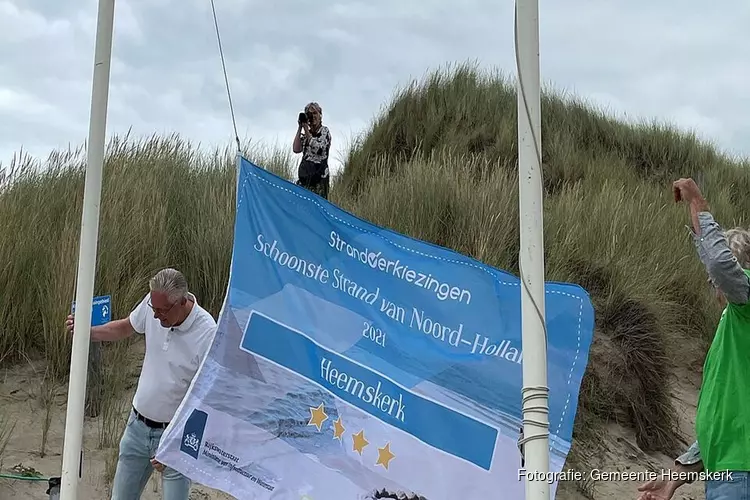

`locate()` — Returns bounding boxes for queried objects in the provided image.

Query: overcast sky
[1,0,748,174]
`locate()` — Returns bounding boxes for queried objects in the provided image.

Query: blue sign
[71,295,111,327]
[155,155,595,500]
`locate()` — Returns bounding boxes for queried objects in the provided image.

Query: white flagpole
[60,0,116,497]
[516,0,550,498]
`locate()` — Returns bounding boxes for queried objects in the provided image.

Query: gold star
[352,430,369,455]
[332,417,345,441]
[308,403,328,432]
[375,442,395,470]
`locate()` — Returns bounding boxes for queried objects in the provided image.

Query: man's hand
[636,461,702,500]
[672,178,705,205]
[65,314,74,334]
[636,477,680,500]
[150,457,165,473]
[673,177,709,234]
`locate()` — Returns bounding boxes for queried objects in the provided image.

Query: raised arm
[674,178,750,304]
[293,124,303,154]
[293,122,309,154]
[691,212,750,304]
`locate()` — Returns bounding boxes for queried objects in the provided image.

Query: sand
[0,351,706,500]
[0,355,233,500]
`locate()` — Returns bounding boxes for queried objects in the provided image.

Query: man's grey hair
[149,268,189,304]
[725,228,750,269]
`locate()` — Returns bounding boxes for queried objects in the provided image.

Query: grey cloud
[1,0,749,172]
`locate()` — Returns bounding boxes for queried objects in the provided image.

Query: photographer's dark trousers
[297,159,329,200]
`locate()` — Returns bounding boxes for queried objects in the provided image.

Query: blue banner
[156,155,595,499]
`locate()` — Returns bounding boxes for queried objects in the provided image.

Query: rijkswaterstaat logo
[180,408,208,459]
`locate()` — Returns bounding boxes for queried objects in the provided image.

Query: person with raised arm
[636,178,750,500]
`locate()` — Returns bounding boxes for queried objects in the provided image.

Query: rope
[513,0,551,459]
[0,473,50,482]
[209,0,241,152]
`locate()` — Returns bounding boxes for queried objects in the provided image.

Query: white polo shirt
[128,292,216,423]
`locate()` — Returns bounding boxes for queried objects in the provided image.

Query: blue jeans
[111,410,191,500]
[706,472,750,500]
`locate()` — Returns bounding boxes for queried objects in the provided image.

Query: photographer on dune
[292,101,331,200]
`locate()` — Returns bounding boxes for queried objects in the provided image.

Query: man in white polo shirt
[66,268,216,499]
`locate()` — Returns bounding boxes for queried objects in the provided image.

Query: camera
[298,112,308,123]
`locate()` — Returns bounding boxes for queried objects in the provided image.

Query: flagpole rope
[209,0,241,152]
